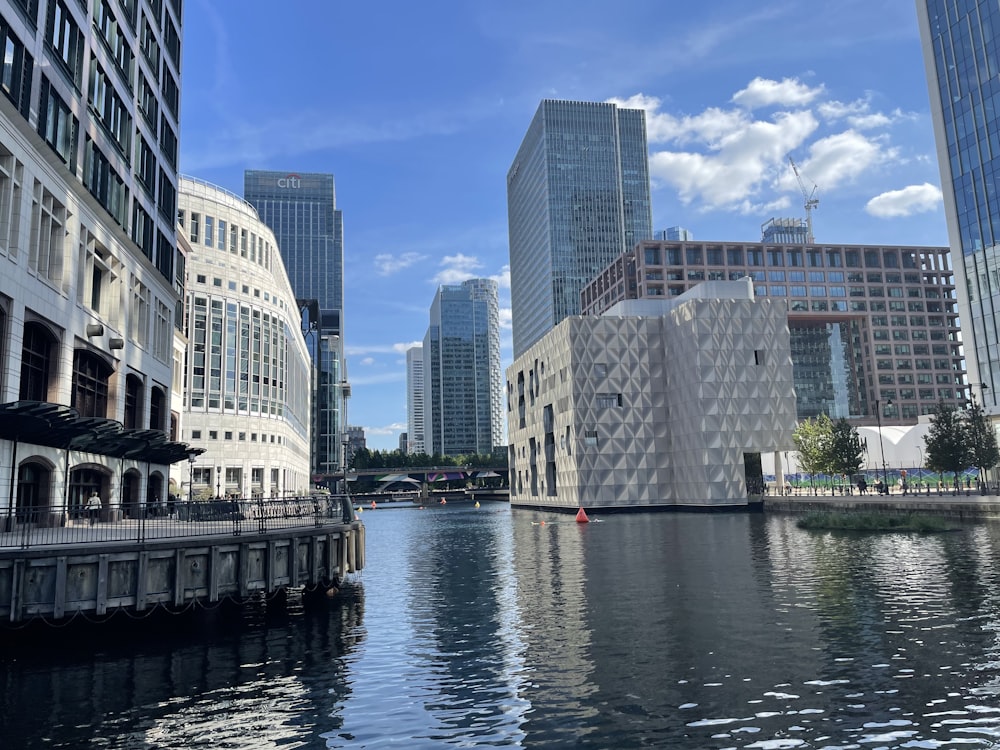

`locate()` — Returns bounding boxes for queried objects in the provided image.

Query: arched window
[16,461,50,524]
[20,321,56,401]
[149,386,166,433]
[72,349,112,418]
[123,373,142,429]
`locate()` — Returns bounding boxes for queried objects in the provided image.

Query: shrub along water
[796,512,953,533]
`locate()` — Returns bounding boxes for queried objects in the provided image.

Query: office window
[37,78,77,169]
[46,1,84,87]
[0,20,32,118]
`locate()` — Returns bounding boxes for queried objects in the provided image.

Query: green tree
[965,399,1000,485]
[829,418,865,479]
[924,401,969,488]
[792,414,834,484]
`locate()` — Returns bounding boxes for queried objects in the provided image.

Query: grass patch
[796,511,954,533]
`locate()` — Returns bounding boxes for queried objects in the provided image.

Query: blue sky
[179,0,948,452]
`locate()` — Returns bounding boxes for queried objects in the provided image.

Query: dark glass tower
[244,170,348,482]
[507,100,653,357]
[918,1,999,410]
[423,279,502,456]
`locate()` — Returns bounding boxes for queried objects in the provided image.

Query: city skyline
[179,0,950,451]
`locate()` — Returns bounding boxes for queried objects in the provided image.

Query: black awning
[0,401,203,465]
[0,401,95,448]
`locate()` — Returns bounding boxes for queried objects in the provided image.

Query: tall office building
[507,99,653,357]
[406,345,425,455]
[0,0,190,520]
[917,1,998,410]
[423,279,502,456]
[244,171,348,481]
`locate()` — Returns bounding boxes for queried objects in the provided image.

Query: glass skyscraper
[244,170,348,481]
[507,100,653,357]
[918,1,999,410]
[423,279,502,456]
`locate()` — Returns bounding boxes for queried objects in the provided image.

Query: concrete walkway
[766,488,1000,520]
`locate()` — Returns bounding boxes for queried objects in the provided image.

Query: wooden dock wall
[0,522,364,624]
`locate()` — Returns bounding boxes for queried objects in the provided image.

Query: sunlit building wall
[178,176,311,498]
[406,345,425,455]
[0,0,186,519]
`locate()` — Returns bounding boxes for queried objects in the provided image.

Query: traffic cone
[575,507,590,523]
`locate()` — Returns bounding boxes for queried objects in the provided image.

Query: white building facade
[0,0,188,523]
[177,176,312,499]
[406,345,425,455]
[506,280,798,510]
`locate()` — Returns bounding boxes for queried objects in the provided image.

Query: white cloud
[499,307,512,330]
[731,76,824,109]
[359,356,375,366]
[430,253,484,285]
[364,422,406,437]
[392,341,423,354]
[624,77,914,215]
[491,264,511,290]
[865,183,943,218]
[817,96,914,131]
[799,130,898,191]
[374,252,427,276]
[650,110,818,210]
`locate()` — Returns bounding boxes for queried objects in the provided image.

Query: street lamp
[216,466,222,499]
[187,452,197,505]
[875,398,893,492]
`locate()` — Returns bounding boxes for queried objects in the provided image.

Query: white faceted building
[506,279,797,510]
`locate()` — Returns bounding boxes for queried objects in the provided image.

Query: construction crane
[789,156,819,244]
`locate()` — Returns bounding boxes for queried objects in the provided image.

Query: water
[2,503,1000,748]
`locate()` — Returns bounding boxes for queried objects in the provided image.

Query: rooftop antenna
[788,156,819,244]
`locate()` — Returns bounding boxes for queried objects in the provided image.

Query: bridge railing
[0,495,357,551]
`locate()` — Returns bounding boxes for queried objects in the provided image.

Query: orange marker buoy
[575,507,590,523]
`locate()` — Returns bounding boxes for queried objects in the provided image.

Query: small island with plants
[796,511,954,533]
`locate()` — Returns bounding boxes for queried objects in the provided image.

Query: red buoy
[575,507,590,523]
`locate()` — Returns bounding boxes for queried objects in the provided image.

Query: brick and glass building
[581,240,965,423]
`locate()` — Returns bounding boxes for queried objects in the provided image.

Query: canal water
[2,503,1000,748]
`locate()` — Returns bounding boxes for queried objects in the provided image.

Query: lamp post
[187,453,196,505]
[216,466,222,499]
[875,398,892,492]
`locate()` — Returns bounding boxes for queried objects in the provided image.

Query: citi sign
[277,174,302,189]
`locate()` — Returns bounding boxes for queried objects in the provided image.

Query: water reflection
[0,588,365,749]
[3,505,1000,748]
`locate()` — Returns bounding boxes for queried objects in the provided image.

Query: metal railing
[0,495,357,551]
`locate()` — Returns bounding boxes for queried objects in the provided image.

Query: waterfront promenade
[0,496,365,625]
[766,485,1000,520]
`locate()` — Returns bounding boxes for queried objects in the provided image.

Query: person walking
[86,491,102,525]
